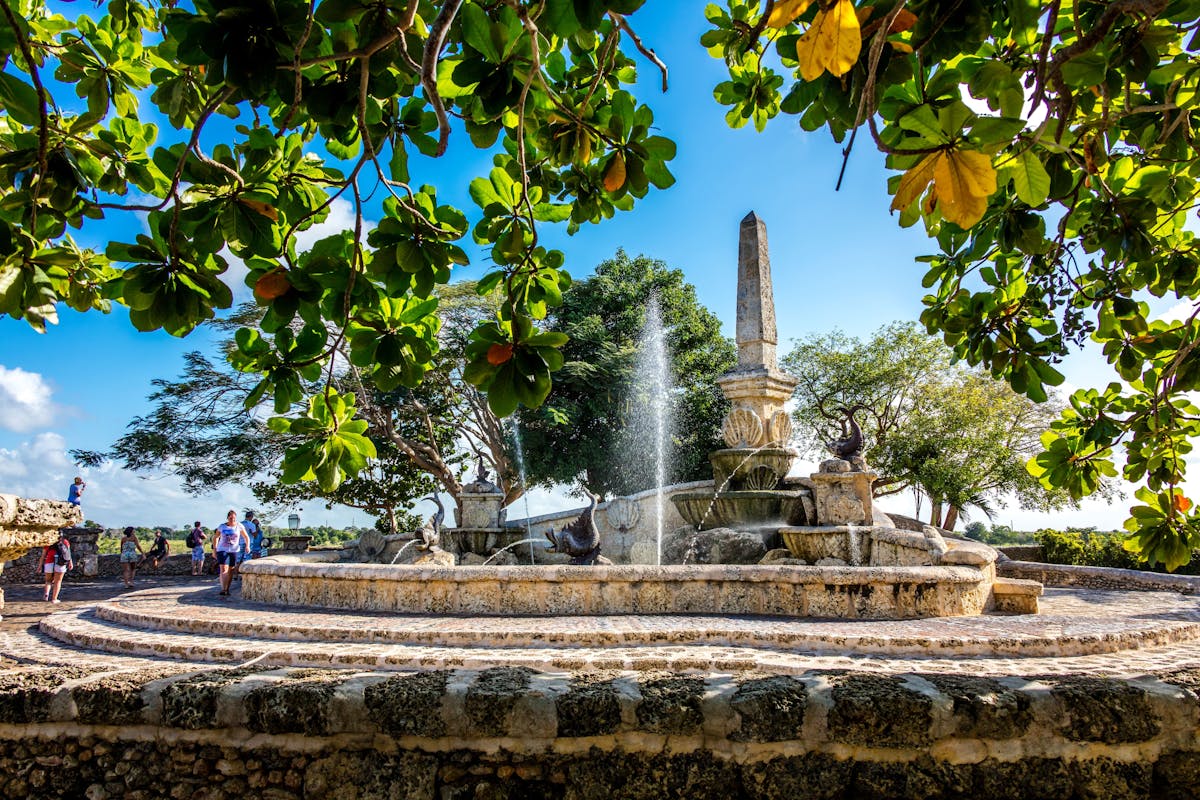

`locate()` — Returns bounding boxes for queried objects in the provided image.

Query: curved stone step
[84,584,1200,658]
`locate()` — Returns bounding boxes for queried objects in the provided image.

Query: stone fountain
[241,213,1041,620]
[0,494,82,619]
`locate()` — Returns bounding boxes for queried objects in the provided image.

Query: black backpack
[185,530,197,548]
[54,540,70,566]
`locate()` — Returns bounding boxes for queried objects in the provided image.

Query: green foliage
[962,522,1034,547]
[516,251,736,498]
[707,0,1200,561]
[784,322,1089,529]
[1032,527,1200,575]
[4,0,672,491]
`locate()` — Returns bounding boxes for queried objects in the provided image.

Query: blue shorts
[215,551,238,567]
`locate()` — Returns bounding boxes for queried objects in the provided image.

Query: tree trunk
[942,506,959,531]
[929,501,943,528]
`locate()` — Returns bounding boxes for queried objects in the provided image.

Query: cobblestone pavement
[5,579,1200,677]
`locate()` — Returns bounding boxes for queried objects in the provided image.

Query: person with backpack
[42,532,73,603]
[186,521,206,576]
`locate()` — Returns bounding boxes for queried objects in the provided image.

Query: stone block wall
[2,551,216,585]
[999,561,1200,594]
[2,663,1200,799]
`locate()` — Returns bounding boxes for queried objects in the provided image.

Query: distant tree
[784,322,1108,530]
[516,251,736,499]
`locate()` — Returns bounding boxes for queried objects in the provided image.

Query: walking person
[119,526,144,589]
[42,532,73,603]
[214,510,249,597]
[186,521,207,576]
[144,529,170,570]
[242,510,264,561]
[66,476,85,507]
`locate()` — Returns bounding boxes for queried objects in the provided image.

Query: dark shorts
[215,551,238,567]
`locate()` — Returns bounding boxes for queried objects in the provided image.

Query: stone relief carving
[722,406,763,448]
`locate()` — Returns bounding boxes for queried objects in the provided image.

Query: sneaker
[51,599,61,604]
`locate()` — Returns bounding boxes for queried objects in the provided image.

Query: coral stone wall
[2,664,1200,799]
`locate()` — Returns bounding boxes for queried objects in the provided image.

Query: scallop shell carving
[767,410,794,446]
[356,529,387,563]
[605,496,641,532]
[722,406,764,448]
[743,465,780,491]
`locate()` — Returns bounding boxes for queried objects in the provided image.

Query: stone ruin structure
[0,493,81,618]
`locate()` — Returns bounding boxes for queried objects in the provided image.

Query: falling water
[633,295,672,566]
[509,419,536,565]
[388,538,421,565]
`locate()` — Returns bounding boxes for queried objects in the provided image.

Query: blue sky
[0,4,1157,530]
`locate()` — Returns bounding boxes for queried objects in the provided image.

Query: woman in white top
[213,509,249,597]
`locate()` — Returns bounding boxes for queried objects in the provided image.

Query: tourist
[41,531,73,603]
[186,521,206,576]
[143,529,170,570]
[66,476,85,507]
[244,511,266,559]
[214,510,250,597]
[119,526,144,589]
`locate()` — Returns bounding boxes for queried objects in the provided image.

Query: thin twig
[422,0,465,157]
[612,14,668,92]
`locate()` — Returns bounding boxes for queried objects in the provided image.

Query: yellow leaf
[603,152,626,192]
[818,0,862,78]
[890,41,914,53]
[239,198,279,221]
[932,148,997,228]
[890,152,939,213]
[767,0,815,28]
[795,25,825,82]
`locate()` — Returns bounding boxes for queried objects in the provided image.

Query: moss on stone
[1049,677,1160,743]
[159,667,256,730]
[245,672,343,736]
[556,673,622,738]
[729,676,806,742]
[926,675,1033,739]
[0,666,91,724]
[73,668,182,726]
[561,750,743,800]
[739,753,854,799]
[365,671,450,737]
[634,674,705,735]
[827,674,932,747]
[465,667,535,738]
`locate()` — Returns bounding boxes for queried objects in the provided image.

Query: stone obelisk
[716,213,799,449]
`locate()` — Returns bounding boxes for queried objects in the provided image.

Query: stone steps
[86,585,1200,658]
[27,585,1200,676]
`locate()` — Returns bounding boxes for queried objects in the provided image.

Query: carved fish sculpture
[545,488,602,565]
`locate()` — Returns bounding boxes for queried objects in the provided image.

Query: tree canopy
[708,0,1200,566]
[784,322,1101,530]
[2,0,672,492]
[4,0,1200,563]
[516,251,735,498]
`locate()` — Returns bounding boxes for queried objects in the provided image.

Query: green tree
[516,251,736,498]
[784,322,1093,529]
[2,0,673,494]
[706,1,1200,562]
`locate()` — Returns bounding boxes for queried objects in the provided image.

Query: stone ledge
[1000,561,1200,594]
[2,664,1200,799]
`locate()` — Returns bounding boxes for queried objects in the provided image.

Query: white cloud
[0,366,67,432]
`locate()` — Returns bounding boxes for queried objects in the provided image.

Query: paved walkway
[7,579,1200,677]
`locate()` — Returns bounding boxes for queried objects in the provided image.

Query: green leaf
[0,71,41,126]
[1005,149,1050,206]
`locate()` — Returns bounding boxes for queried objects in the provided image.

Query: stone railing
[1,663,1198,799]
[999,560,1200,594]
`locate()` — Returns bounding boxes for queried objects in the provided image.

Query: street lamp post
[288,513,300,531]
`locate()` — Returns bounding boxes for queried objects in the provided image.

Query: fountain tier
[241,553,1002,619]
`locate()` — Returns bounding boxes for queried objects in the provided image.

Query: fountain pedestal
[809,460,877,526]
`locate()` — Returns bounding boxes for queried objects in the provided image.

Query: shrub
[1033,529,1200,574]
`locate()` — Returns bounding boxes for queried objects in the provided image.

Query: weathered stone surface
[1050,677,1160,743]
[160,668,255,730]
[0,666,91,723]
[561,751,742,800]
[927,675,1033,739]
[365,671,450,737]
[729,676,807,742]
[245,671,343,735]
[304,752,437,800]
[826,675,932,747]
[660,527,766,565]
[464,667,535,737]
[740,754,855,800]
[556,674,621,738]
[634,675,704,735]
[72,669,183,726]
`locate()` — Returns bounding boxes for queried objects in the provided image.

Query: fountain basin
[709,447,800,489]
[446,528,535,557]
[241,554,998,619]
[671,489,810,531]
[779,525,946,567]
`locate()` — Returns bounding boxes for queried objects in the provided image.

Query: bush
[1033,528,1200,574]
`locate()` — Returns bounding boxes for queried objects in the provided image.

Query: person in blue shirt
[244,511,267,559]
[66,477,85,506]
